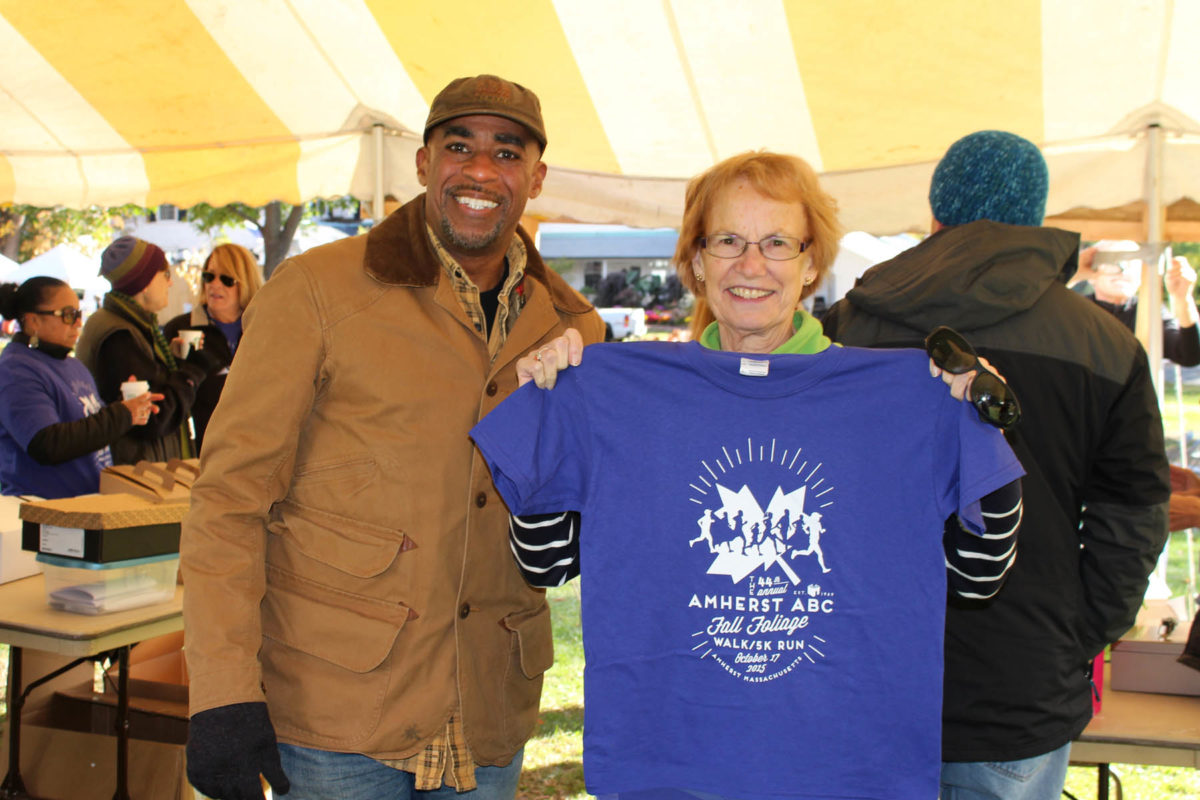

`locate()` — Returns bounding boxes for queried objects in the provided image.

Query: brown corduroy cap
[423,75,547,151]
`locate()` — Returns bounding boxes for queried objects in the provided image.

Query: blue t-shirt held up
[472,341,1023,800]
[0,342,112,498]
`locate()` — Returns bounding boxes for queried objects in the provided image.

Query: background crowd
[0,239,263,499]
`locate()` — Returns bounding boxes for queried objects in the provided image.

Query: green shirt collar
[697,310,833,355]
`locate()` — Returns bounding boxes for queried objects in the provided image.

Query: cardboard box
[0,682,192,800]
[100,461,192,504]
[130,630,189,684]
[1111,624,1200,696]
[54,676,190,741]
[19,493,186,562]
[0,649,194,800]
[1,493,41,583]
[0,718,193,800]
[163,458,201,489]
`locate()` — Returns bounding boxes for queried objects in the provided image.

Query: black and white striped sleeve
[944,479,1022,600]
[509,511,581,588]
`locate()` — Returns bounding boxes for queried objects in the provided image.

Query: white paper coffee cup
[178,330,203,358]
[120,380,150,400]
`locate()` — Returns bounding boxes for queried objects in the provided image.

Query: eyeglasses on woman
[696,233,809,261]
[29,306,83,325]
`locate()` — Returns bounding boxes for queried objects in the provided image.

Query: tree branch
[232,204,260,228]
[281,205,304,241]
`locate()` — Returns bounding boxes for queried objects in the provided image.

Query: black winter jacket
[163,306,235,453]
[77,300,220,464]
[823,220,1170,762]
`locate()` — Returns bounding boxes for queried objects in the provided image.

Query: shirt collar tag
[739,357,770,377]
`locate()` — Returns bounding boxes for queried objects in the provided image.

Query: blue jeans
[939,741,1071,800]
[276,743,523,800]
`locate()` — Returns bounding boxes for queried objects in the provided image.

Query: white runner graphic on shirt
[686,437,836,683]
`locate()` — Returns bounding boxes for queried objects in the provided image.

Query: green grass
[1163,531,1199,610]
[1064,763,1200,799]
[1160,375,1200,447]
[519,585,588,800]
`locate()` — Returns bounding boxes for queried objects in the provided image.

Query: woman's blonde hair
[675,151,843,340]
[203,243,264,311]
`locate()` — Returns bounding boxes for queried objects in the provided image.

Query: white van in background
[597,307,648,341]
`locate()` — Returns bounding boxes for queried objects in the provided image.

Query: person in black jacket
[823,130,1170,800]
[1066,239,1200,366]
[75,237,223,464]
[163,243,263,451]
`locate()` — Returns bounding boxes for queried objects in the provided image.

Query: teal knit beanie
[929,131,1048,227]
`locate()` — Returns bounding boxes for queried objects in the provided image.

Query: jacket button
[459,602,471,619]
[475,492,487,508]
[486,381,498,396]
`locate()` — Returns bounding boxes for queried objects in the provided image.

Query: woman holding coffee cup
[0,276,161,498]
[76,237,224,464]
[162,243,263,451]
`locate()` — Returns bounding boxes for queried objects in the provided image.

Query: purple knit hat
[100,236,167,295]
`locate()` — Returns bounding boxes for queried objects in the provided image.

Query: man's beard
[439,215,507,253]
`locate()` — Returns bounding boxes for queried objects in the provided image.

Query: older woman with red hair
[163,243,264,451]
[474,150,1025,800]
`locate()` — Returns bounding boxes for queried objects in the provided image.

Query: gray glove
[187,702,290,799]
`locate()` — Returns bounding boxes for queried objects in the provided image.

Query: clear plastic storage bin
[37,552,178,615]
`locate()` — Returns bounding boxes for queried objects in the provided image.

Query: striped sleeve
[944,479,1022,600]
[512,482,1020,596]
[509,511,581,588]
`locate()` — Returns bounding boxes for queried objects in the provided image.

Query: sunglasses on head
[201,271,237,288]
[30,306,83,325]
[924,326,1021,430]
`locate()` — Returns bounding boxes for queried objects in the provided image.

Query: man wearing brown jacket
[181,75,604,800]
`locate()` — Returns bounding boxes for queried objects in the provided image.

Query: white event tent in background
[7,244,108,312]
[0,0,1195,605]
[0,0,1196,241]
[8,244,104,293]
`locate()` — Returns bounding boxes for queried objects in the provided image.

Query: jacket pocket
[262,563,412,671]
[286,455,397,532]
[503,601,555,679]
[500,602,554,747]
[270,498,411,578]
[261,504,415,745]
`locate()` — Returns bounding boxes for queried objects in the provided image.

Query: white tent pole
[373,123,386,222]
[1176,357,1188,473]
[1136,123,1165,394]
[1147,121,1165,244]
[1138,122,1176,600]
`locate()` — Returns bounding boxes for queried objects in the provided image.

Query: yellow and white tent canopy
[2,0,1198,234]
